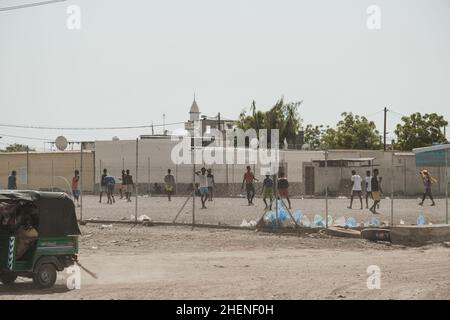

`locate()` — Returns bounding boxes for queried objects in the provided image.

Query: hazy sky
[1,0,449,150]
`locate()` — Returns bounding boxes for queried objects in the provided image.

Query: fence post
[26,146,29,189]
[391,153,394,227]
[192,163,196,230]
[325,150,329,229]
[99,159,102,196]
[175,164,178,195]
[445,150,448,224]
[147,156,151,195]
[80,143,84,222]
[135,138,139,222]
[51,160,54,191]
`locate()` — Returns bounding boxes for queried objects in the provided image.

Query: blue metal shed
[413,144,450,223]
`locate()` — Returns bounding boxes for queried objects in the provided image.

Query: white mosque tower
[185,96,201,135]
[189,96,200,122]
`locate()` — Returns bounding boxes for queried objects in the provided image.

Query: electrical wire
[0,0,66,12]
[0,121,185,130]
[0,133,51,141]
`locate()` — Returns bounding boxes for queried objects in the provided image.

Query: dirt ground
[1,224,449,300]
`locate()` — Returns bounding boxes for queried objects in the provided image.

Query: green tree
[237,98,302,147]
[1,143,34,152]
[394,112,448,151]
[320,112,381,150]
[304,124,328,150]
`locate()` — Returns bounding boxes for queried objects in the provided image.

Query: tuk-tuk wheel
[33,264,57,289]
[0,273,18,285]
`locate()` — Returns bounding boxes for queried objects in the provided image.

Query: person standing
[72,170,81,207]
[348,170,363,210]
[419,170,437,206]
[369,169,381,214]
[119,170,126,199]
[7,171,17,190]
[207,169,215,201]
[195,167,209,209]
[104,174,116,204]
[164,169,176,201]
[364,170,372,209]
[99,168,107,203]
[262,174,274,210]
[125,169,134,202]
[242,166,258,206]
[277,172,291,209]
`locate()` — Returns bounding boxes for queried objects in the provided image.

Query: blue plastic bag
[293,211,302,223]
[417,215,425,226]
[313,214,324,228]
[346,217,357,228]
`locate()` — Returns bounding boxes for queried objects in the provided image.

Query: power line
[0,121,185,130]
[0,133,51,141]
[388,109,407,118]
[0,0,66,12]
[362,109,384,118]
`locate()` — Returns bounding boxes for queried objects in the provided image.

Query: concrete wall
[94,139,450,197]
[0,151,95,192]
[93,139,327,195]
[312,152,450,196]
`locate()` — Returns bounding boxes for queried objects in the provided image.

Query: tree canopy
[306,112,381,150]
[394,112,448,151]
[0,143,34,152]
[237,98,302,147]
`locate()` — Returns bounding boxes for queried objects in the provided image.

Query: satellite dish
[55,136,68,151]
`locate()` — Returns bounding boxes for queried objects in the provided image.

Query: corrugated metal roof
[413,144,450,154]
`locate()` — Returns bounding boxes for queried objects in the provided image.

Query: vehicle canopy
[0,191,81,237]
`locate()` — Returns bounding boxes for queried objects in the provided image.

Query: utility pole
[163,113,166,134]
[217,112,221,131]
[383,107,388,151]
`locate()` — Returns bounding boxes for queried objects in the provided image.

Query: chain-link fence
[1,144,449,229]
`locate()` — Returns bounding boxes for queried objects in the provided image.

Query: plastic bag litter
[100,224,113,229]
[248,220,257,227]
[400,219,405,225]
[278,210,288,222]
[264,211,277,228]
[137,215,151,222]
[327,215,334,226]
[240,219,251,227]
[334,216,346,227]
[293,211,302,223]
[300,215,311,227]
[312,215,324,228]
[369,217,381,227]
[417,215,425,225]
[346,217,357,228]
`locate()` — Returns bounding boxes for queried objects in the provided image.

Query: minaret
[189,95,200,122]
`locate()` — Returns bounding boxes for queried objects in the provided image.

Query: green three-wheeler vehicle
[0,191,81,289]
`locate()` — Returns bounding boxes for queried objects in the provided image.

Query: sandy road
[1,224,449,300]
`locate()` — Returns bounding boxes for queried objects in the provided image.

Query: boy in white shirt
[348,170,363,210]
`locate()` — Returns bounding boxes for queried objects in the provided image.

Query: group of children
[71,168,135,207]
[348,168,437,214]
[70,166,439,212]
[243,166,292,210]
[348,169,383,214]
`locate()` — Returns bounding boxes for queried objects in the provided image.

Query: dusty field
[77,195,449,226]
[1,224,450,300]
